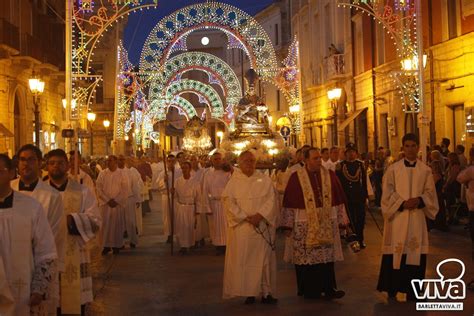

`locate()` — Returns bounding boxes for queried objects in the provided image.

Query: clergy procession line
[1,132,473,315]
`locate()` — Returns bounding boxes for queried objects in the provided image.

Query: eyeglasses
[19,157,38,164]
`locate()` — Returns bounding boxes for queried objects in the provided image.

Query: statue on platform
[233,69,272,137]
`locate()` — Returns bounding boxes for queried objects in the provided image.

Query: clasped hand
[107,199,118,208]
[403,197,420,210]
[246,213,263,227]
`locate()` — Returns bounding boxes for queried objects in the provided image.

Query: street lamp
[288,104,301,147]
[29,74,45,147]
[87,111,96,156]
[327,88,342,146]
[400,54,427,72]
[103,119,110,155]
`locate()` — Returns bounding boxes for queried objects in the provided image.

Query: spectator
[456,145,468,169]
[443,152,462,220]
[441,138,451,157]
[429,150,447,231]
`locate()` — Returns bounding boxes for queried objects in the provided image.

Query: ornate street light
[87,111,96,156]
[103,119,110,155]
[29,73,45,147]
[328,88,342,146]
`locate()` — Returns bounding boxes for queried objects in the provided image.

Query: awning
[338,108,368,132]
[0,123,14,137]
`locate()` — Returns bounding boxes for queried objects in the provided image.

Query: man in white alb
[222,151,278,304]
[11,144,65,313]
[0,154,58,316]
[96,155,130,255]
[46,149,101,315]
[202,152,231,255]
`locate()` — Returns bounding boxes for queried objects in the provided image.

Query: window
[95,86,104,104]
[448,0,458,39]
[375,23,385,66]
[353,14,364,75]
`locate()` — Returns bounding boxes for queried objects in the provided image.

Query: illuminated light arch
[147,96,198,122]
[163,79,225,119]
[148,51,242,111]
[139,2,278,76]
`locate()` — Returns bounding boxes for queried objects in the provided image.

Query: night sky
[123,0,275,65]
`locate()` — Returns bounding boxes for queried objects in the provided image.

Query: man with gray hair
[222,151,278,304]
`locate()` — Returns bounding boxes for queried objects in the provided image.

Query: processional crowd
[2,131,474,315]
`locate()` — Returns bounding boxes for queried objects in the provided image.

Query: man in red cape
[281,147,350,299]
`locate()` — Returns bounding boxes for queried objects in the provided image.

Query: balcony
[0,18,20,52]
[21,32,64,69]
[323,54,346,81]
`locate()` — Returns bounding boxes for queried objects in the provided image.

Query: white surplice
[53,179,101,307]
[202,168,231,246]
[157,168,182,237]
[381,159,439,269]
[222,169,277,298]
[191,168,208,241]
[174,176,199,248]
[0,192,57,316]
[11,179,65,270]
[11,179,65,312]
[95,168,130,248]
[121,167,144,244]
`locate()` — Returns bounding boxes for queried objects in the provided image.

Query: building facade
[292,0,474,155]
[0,0,66,156]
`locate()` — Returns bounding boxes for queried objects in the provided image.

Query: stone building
[0,0,66,156]
[292,0,474,155]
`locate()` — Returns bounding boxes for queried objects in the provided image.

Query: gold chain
[342,163,361,182]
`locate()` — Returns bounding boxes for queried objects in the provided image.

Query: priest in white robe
[12,144,66,312]
[0,153,58,316]
[118,156,143,247]
[190,155,208,246]
[46,149,102,315]
[377,133,439,301]
[222,151,278,304]
[202,152,231,255]
[156,154,182,243]
[96,155,130,255]
[174,161,199,254]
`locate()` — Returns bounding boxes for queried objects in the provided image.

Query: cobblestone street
[87,193,474,316]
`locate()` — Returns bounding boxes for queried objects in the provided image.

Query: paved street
[87,193,474,316]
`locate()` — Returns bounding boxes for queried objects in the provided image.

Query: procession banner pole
[170,167,175,256]
[162,150,173,255]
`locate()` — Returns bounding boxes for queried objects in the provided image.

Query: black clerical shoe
[112,247,120,255]
[244,297,255,305]
[101,247,111,256]
[324,290,345,300]
[261,295,278,305]
[388,291,397,299]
